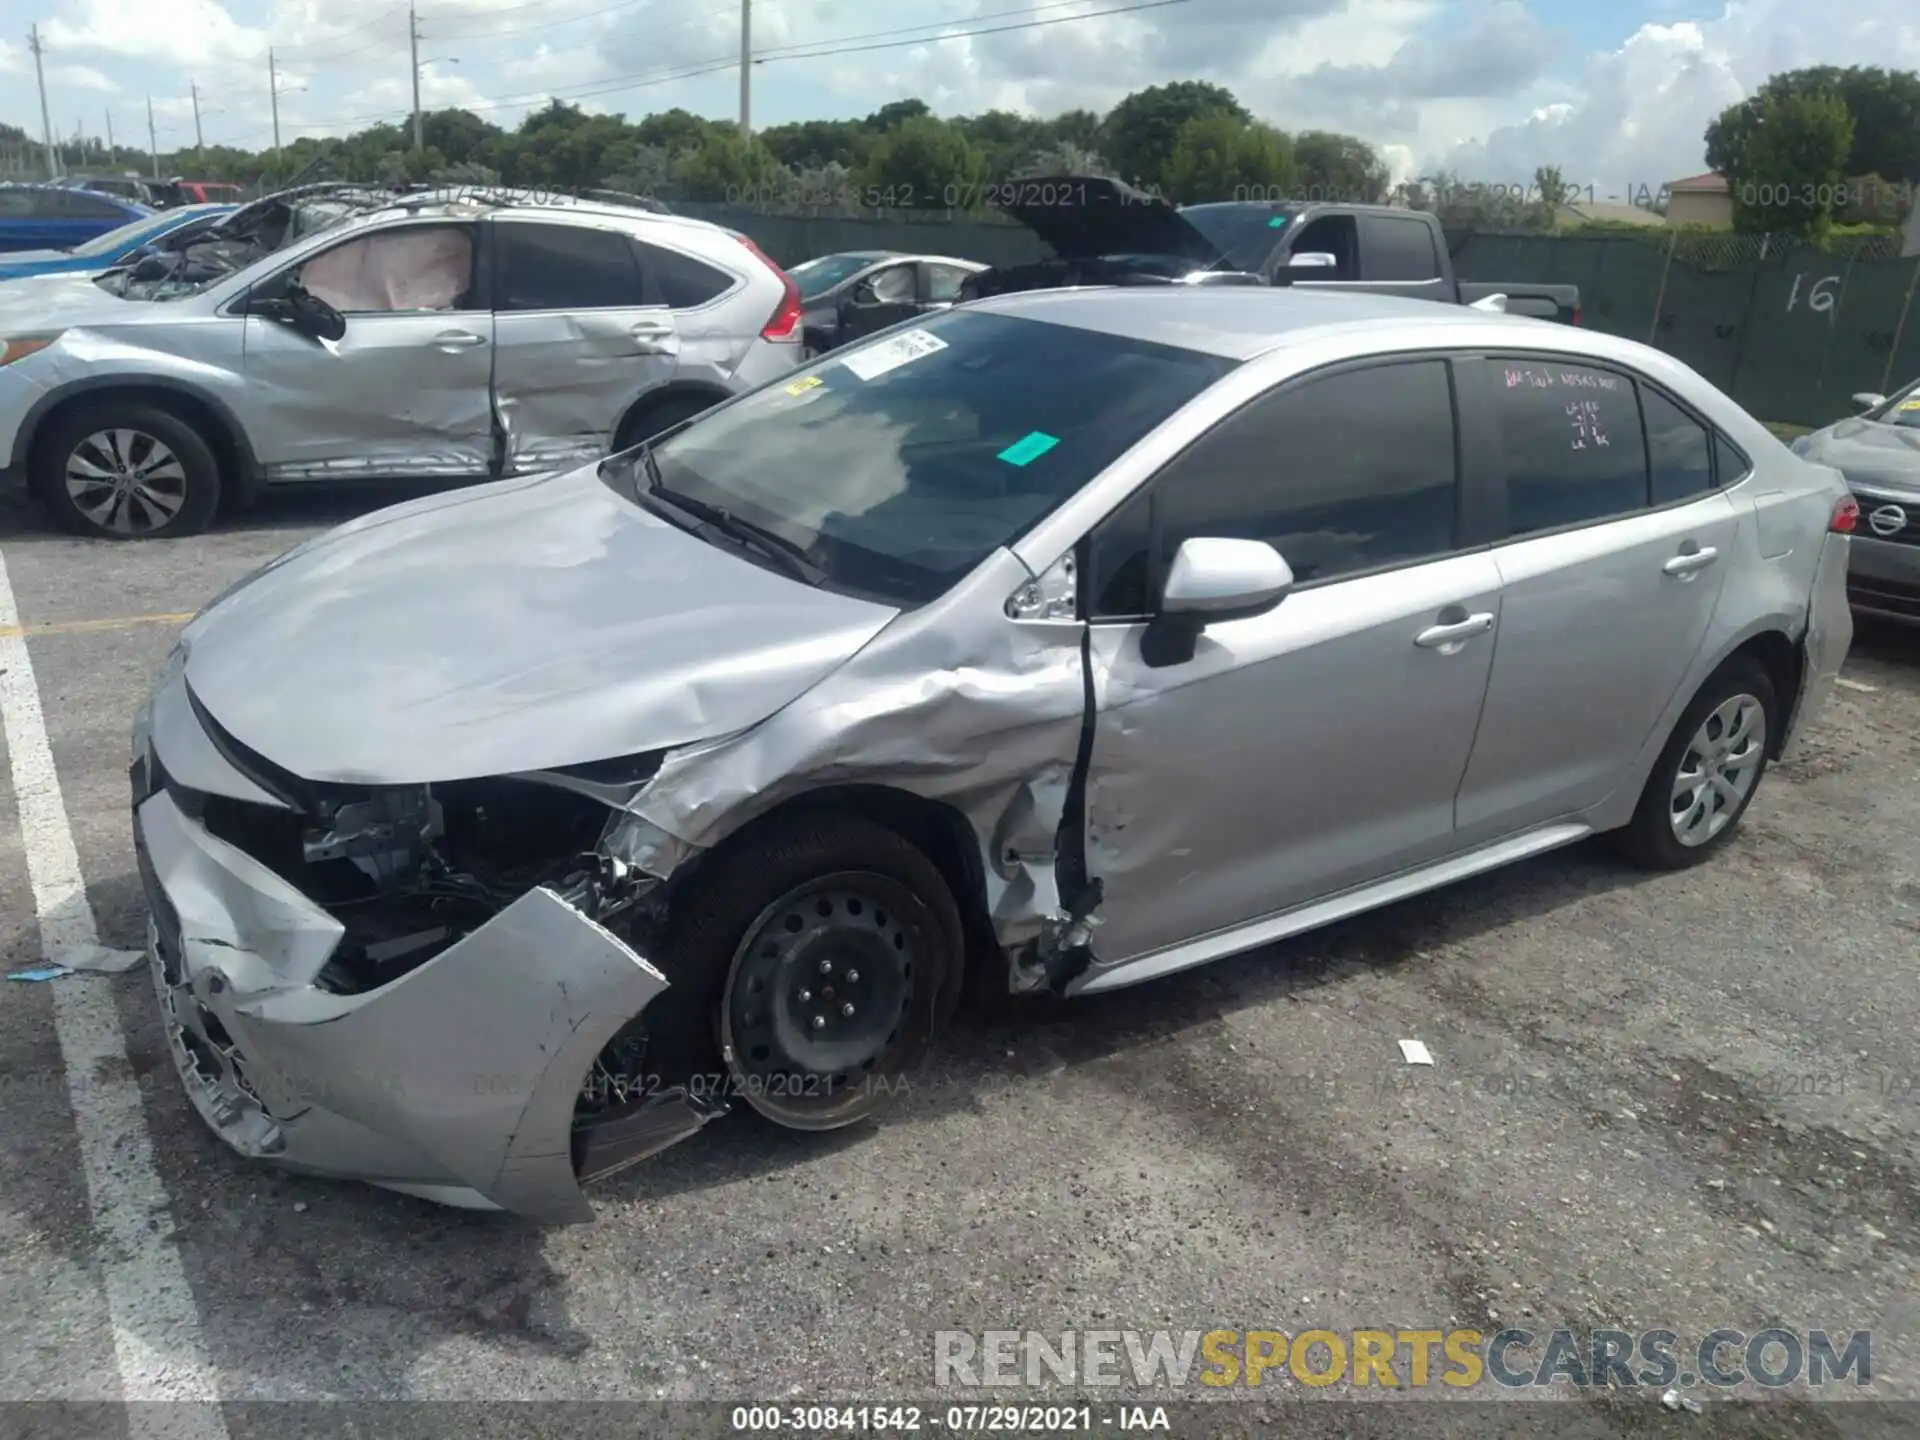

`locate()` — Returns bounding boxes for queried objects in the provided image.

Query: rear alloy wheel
[32,403,221,539]
[1610,657,1776,869]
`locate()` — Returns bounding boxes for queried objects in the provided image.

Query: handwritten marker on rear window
[997,432,1059,466]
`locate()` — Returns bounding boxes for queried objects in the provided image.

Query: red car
[164,179,246,206]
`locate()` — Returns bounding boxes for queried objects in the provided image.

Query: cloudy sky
[0,0,1913,199]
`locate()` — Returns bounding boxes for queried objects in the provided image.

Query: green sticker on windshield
[997,431,1060,466]
[1268,215,1288,228]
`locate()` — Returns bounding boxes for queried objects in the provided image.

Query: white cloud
[49,64,119,93]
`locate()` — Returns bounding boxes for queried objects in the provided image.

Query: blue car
[0,203,236,281]
[0,183,152,254]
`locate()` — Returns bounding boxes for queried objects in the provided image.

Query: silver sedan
[1794,383,1920,625]
[131,287,1853,1221]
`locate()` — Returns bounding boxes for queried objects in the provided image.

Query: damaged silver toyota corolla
[132,288,1852,1221]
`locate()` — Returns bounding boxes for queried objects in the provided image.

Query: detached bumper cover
[134,780,683,1223]
[1785,530,1853,753]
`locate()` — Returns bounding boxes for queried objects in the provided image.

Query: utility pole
[105,108,115,165]
[269,48,283,174]
[410,3,424,151]
[737,0,751,136]
[190,81,204,167]
[28,24,59,179]
[146,94,159,179]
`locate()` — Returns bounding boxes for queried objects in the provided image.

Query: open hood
[991,174,1223,265]
[181,464,901,785]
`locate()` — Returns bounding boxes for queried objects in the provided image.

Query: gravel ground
[0,486,1914,1439]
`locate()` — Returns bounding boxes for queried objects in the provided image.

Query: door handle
[629,320,674,339]
[1663,545,1719,576]
[430,330,485,349]
[1414,612,1495,649]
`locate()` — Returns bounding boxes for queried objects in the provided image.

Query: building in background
[1664,172,1733,228]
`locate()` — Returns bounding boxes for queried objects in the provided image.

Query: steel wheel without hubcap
[65,429,189,536]
[1669,692,1767,847]
[719,872,923,1130]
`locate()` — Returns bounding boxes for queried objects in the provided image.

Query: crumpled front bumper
[131,685,715,1222]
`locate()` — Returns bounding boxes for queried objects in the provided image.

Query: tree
[1161,115,1293,203]
[634,107,721,154]
[854,115,986,209]
[1709,66,1920,192]
[1100,81,1249,192]
[1293,130,1389,204]
[674,130,781,201]
[865,98,933,131]
[1045,109,1102,152]
[1019,142,1112,178]
[421,109,504,168]
[758,118,862,170]
[1720,87,1854,235]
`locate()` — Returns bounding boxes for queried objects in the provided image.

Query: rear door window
[1489,360,1649,537]
[1360,215,1441,281]
[496,221,644,310]
[1639,385,1715,504]
[633,239,735,308]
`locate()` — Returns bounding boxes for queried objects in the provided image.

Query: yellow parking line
[0,611,195,640]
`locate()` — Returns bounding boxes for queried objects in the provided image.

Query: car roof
[318,191,724,241]
[964,286,1578,361]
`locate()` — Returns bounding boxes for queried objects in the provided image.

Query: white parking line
[0,549,229,1438]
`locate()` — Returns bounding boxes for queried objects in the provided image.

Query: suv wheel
[31,402,221,539]
[614,391,719,452]
[1610,657,1776,869]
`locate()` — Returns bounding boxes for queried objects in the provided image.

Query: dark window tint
[1641,385,1715,503]
[1089,360,1459,616]
[633,309,1236,607]
[54,189,128,218]
[1714,432,1751,484]
[1362,215,1440,281]
[924,263,972,302]
[636,240,733,308]
[497,222,642,309]
[1492,361,1648,537]
[1285,213,1359,278]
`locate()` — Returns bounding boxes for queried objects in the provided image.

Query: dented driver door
[239,220,496,482]
[489,216,681,473]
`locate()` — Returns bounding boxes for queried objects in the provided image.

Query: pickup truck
[1180,198,1581,323]
[960,179,1580,325]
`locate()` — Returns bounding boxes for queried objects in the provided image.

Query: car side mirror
[1288,251,1338,271]
[1852,392,1886,412]
[1141,537,1294,668]
[282,284,346,342]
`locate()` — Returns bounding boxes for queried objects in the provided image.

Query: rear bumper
[1785,531,1853,754]
[1846,533,1920,625]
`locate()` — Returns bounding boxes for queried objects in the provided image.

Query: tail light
[1571,305,1583,326]
[1830,495,1859,533]
[735,234,802,341]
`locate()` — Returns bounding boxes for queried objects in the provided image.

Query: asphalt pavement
[0,484,1914,1439]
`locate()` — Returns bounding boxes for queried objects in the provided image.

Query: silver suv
[0,193,803,537]
[132,289,1851,1220]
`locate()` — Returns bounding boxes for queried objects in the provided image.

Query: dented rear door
[489,216,680,474]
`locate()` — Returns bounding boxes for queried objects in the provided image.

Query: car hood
[0,271,150,326]
[180,462,902,786]
[0,248,71,268]
[991,174,1222,265]
[1798,416,1920,494]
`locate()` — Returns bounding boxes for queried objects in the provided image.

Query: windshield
[790,254,883,300]
[1869,380,1920,429]
[1179,202,1301,272]
[620,308,1237,606]
[67,213,171,259]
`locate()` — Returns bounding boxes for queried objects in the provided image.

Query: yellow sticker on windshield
[785,375,823,396]
[1901,397,1920,410]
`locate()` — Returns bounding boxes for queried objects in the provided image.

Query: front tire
[31,402,221,539]
[652,811,962,1132]
[613,391,720,452]
[1610,657,1776,870]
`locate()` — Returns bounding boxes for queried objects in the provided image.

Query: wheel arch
[18,378,261,508]
[612,380,735,451]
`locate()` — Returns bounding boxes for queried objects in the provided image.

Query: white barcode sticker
[841,328,948,381]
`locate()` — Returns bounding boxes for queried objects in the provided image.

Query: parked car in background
[1792,382,1920,624]
[792,250,986,354]
[0,203,234,283]
[158,179,247,207]
[128,287,1849,1221]
[1179,199,1583,323]
[959,176,1267,299]
[55,173,167,208]
[0,191,802,538]
[0,183,151,254]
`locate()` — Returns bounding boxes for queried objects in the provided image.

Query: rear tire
[31,402,221,539]
[648,811,963,1131]
[1609,657,1776,870]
